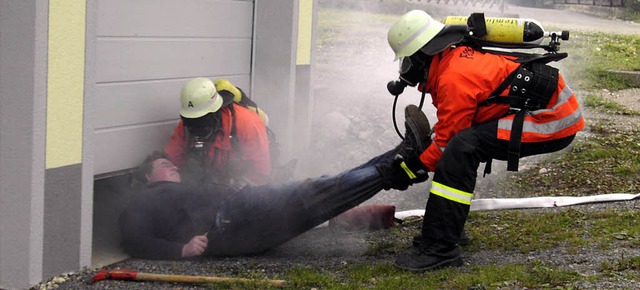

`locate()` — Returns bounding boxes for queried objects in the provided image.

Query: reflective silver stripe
[430,181,473,205]
[396,22,431,55]
[499,107,583,135]
[532,84,573,114]
[498,85,582,134]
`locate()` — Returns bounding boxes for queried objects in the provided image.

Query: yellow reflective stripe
[430,181,473,205]
[400,161,417,179]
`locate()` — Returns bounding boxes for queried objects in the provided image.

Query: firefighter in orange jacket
[164,77,271,188]
[386,10,584,271]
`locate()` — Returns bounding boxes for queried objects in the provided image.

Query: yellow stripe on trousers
[430,181,473,205]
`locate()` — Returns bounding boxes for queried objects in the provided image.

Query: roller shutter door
[93,0,254,175]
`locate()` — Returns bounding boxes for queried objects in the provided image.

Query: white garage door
[93,0,254,176]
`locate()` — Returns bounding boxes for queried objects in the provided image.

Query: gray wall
[0,1,47,288]
[253,1,298,154]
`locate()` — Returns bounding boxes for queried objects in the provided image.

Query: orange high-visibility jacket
[419,46,584,171]
[164,103,271,185]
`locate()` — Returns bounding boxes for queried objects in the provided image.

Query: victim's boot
[378,105,431,191]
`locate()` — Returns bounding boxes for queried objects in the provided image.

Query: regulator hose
[388,80,428,140]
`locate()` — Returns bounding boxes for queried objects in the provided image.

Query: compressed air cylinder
[444,16,546,45]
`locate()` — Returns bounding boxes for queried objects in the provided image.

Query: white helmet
[388,10,466,61]
[388,10,445,60]
[179,77,223,119]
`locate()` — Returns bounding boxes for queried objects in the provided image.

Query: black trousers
[420,119,576,248]
[204,149,396,256]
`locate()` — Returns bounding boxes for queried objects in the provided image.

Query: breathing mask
[182,112,220,151]
[387,50,433,96]
[399,50,432,87]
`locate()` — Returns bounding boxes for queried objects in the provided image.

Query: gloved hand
[378,154,429,191]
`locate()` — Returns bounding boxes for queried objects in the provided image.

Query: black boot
[399,188,470,271]
[377,105,431,190]
[394,243,463,272]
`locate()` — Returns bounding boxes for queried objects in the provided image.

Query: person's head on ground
[179,77,233,144]
[138,151,181,184]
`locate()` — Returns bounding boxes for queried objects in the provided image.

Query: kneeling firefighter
[386,10,584,271]
[164,77,271,188]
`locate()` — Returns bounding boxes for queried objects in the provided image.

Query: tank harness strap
[480,58,560,172]
[483,159,492,177]
[507,109,527,171]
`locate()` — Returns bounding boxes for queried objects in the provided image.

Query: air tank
[443,15,546,45]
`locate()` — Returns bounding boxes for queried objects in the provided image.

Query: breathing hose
[388,81,427,140]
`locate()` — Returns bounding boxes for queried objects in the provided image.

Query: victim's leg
[206,105,433,257]
[206,165,385,256]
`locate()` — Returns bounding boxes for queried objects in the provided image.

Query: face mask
[182,112,220,150]
[186,126,215,146]
[398,51,433,87]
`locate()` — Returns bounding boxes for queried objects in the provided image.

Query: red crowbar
[91,269,287,287]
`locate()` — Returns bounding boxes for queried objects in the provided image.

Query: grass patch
[363,206,639,260]
[601,256,640,272]
[584,93,640,115]
[505,118,640,196]
[272,262,581,289]
[465,208,640,253]
[562,32,640,90]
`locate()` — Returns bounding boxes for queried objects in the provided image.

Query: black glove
[378,154,429,191]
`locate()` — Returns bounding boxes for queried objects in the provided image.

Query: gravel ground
[33,3,640,290]
[35,200,640,290]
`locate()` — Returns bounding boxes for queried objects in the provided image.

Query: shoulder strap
[479,52,567,107]
[478,64,522,107]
